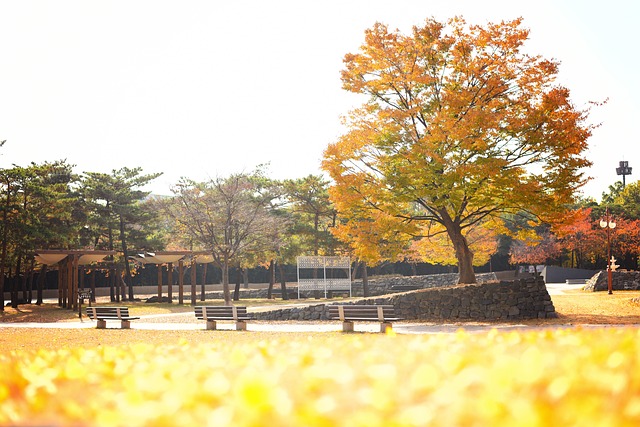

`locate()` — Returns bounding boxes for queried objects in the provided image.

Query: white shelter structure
[296,256,351,298]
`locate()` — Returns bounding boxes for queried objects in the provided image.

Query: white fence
[297,256,351,298]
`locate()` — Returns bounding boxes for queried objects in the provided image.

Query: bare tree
[166,171,276,305]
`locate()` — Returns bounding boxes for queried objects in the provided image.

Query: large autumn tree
[323,17,594,283]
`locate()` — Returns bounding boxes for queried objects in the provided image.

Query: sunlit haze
[1,0,637,201]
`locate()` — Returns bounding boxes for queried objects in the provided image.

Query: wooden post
[157,264,163,302]
[167,262,173,303]
[71,255,79,311]
[178,260,184,305]
[190,260,197,306]
[67,257,73,309]
[58,260,64,307]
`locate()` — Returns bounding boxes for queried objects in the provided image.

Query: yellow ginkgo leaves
[2,328,640,426]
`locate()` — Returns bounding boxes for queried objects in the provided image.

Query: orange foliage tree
[609,216,640,270]
[408,221,498,267]
[554,208,602,268]
[323,17,594,283]
[509,231,561,274]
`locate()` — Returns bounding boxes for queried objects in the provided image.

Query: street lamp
[599,209,616,294]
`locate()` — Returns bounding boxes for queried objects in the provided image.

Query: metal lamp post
[599,209,616,294]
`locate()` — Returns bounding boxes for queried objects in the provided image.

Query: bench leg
[342,321,354,332]
[380,322,392,333]
[235,321,247,331]
[97,319,106,329]
[206,320,217,331]
[121,320,131,329]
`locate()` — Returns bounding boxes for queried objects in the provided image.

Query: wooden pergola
[34,250,116,310]
[130,251,214,304]
[34,249,216,308]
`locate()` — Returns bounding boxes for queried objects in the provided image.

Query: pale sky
[1,0,638,201]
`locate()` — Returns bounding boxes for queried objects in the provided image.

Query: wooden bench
[86,307,140,329]
[565,278,586,285]
[327,304,401,333]
[194,306,251,331]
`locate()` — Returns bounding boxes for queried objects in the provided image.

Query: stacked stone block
[252,277,557,321]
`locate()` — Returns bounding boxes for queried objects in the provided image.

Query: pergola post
[178,260,184,305]
[190,260,197,306]
[71,254,79,311]
[58,259,64,307]
[33,250,115,306]
[157,264,163,302]
[167,263,173,303]
[66,256,73,308]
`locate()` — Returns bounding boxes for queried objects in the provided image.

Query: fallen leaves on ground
[2,328,640,426]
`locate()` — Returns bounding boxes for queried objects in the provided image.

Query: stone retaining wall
[253,277,556,321]
[584,271,640,292]
[347,272,498,297]
[200,272,499,300]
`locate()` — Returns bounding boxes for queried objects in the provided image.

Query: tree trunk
[110,267,116,302]
[26,259,35,304]
[118,269,128,302]
[362,261,370,298]
[190,261,197,306]
[243,267,249,289]
[115,265,124,302]
[201,263,207,301]
[221,255,232,305]
[0,179,11,312]
[20,261,29,304]
[36,264,47,305]
[451,233,476,284]
[351,260,360,280]
[12,255,22,308]
[233,267,241,301]
[278,262,288,300]
[119,215,135,300]
[90,269,97,303]
[442,213,476,284]
[267,259,275,299]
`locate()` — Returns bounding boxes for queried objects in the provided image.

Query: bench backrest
[86,307,130,320]
[327,305,395,321]
[194,306,248,320]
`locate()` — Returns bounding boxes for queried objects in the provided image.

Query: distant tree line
[1,152,640,310]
